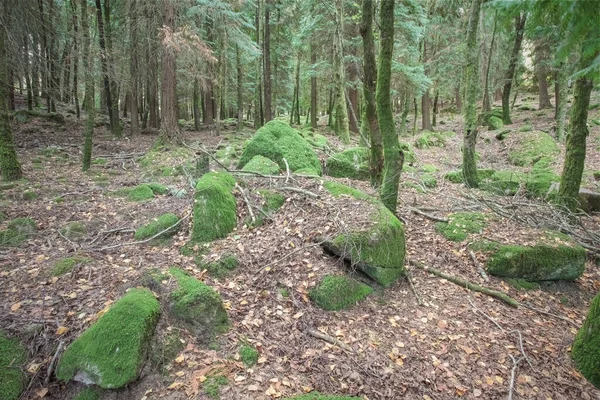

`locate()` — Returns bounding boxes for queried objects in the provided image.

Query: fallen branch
[469,250,490,282]
[467,297,504,332]
[522,302,578,327]
[406,269,423,306]
[236,183,256,224]
[283,158,291,184]
[409,259,519,308]
[409,207,448,223]
[306,328,353,352]
[45,340,64,385]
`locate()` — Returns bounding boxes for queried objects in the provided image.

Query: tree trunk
[129,0,139,136]
[462,0,483,188]
[294,51,301,126]
[263,1,272,122]
[421,90,432,131]
[70,0,80,118]
[333,0,349,143]
[535,42,553,110]
[236,45,243,132]
[310,44,317,130]
[482,11,497,112]
[555,64,568,141]
[412,97,418,136]
[158,0,179,143]
[432,89,439,127]
[103,0,121,136]
[215,32,227,136]
[0,9,23,181]
[455,84,462,112]
[377,0,402,213]
[24,34,33,111]
[95,0,118,135]
[501,13,526,125]
[81,0,94,171]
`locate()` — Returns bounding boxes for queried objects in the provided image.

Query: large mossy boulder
[135,213,180,240]
[322,182,406,287]
[310,275,372,311]
[326,147,370,181]
[0,217,36,247]
[168,268,229,339]
[242,155,281,175]
[485,232,586,281]
[507,130,559,166]
[237,120,322,175]
[572,292,600,388]
[56,288,160,388]
[0,331,28,400]
[192,172,237,242]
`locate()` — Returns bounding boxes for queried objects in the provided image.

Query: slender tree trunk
[432,89,439,126]
[535,42,553,110]
[254,0,263,128]
[455,84,462,112]
[193,78,201,131]
[412,97,418,136]
[399,93,410,135]
[422,90,432,131]
[129,0,139,136]
[70,0,80,118]
[333,0,349,143]
[462,0,483,188]
[0,9,23,181]
[236,45,243,131]
[482,11,497,112]
[157,0,179,143]
[310,44,317,130]
[501,13,526,125]
[327,88,334,127]
[103,0,121,136]
[81,0,94,171]
[555,64,568,141]
[95,0,119,135]
[147,37,159,129]
[263,1,272,122]
[215,31,227,136]
[24,34,33,111]
[294,51,301,125]
[377,0,402,213]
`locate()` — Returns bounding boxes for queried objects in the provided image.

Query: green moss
[0,331,27,400]
[469,240,500,252]
[572,292,600,388]
[487,238,586,281]
[238,120,322,175]
[444,169,495,184]
[92,158,107,165]
[488,116,503,130]
[203,374,228,399]
[309,275,373,311]
[145,182,169,195]
[72,387,101,400]
[52,256,92,276]
[518,124,533,132]
[505,278,540,291]
[421,164,438,173]
[150,331,184,371]
[192,172,237,242]
[127,185,155,201]
[59,222,86,240]
[326,147,370,180]
[399,142,417,164]
[106,187,133,198]
[508,131,559,166]
[202,254,239,278]
[294,167,320,176]
[0,218,36,247]
[56,288,160,388]
[283,392,361,400]
[482,170,526,195]
[302,132,329,149]
[134,213,180,241]
[323,181,371,200]
[242,155,281,175]
[23,190,37,201]
[239,343,259,367]
[249,190,285,227]
[525,158,559,198]
[435,212,487,242]
[414,130,447,149]
[279,287,290,297]
[421,174,437,188]
[168,268,229,337]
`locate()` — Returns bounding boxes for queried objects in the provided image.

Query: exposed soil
[2,94,600,400]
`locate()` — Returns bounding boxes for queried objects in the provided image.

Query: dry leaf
[36,388,48,398]
[11,302,21,311]
[56,326,69,335]
[248,385,260,391]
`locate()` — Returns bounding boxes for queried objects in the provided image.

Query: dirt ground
[2,93,600,400]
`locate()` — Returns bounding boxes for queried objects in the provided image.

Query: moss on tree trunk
[333,0,350,144]
[501,14,526,125]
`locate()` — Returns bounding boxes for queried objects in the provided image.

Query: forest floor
[3,93,600,400]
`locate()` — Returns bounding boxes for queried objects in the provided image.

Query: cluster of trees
[0,0,598,211]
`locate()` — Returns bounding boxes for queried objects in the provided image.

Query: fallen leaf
[11,302,21,311]
[36,388,48,398]
[248,385,260,391]
[175,354,185,363]
[56,326,69,335]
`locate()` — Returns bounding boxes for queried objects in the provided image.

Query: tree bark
[81,0,94,171]
[70,0,80,118]
[455,84,462,112]
[129,0,139,135]
[432,89,439,127]
[555,64,568,141]
[482,11,497,113]
[535,42,553,110]
[236,45,243,132]
[310,44,317,130]
[263,1,272,122]
[377,0,402,213]
[501,13,526,125]
[157,0,179,143]
[462,0,483,188]
[421,89,432,131]
[333,0,349,143]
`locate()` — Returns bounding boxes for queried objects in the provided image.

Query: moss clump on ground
[72,387,101,400]
[0,330,28,400]
[421,174,437,189]
[486,233,586,281]
[192,172,237,242]
[134,213,180,241]
[202,254,239,278]
[572,292,600,388]
[505,278,540,291]
[239,342,259,367]
[52,256,92,276]
[59,221,86,240]
[242,155,281,175]
[525,157,559,198]
[238,120,322,175]
[283,392,361,400]
[508,130,559,166]
[168,268,229,339]
[127,184,155,201]
[0,217,36,247]
[326,147,370,181]
[56,288,160,388]
[399,142,417,164]
[488,116,503,130]
[421,164,438,173]
[444,169,495,184]
[203,374,228,399]
[324,182,406,286]
[519,124,533,132]
[435,212,487,242]
[310,275,373,311]
[294,167,320,176]
[414,130,449,149]
[23,190,37,201]
[481,170,526,195]
[300,131,329,149]
[145,182,169,195]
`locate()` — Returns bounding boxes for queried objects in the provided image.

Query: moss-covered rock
[52,256,92,276]
[145,182,169,195]
[168,268,229,339]
[414,130,449,149]
[299,130,329,149]
[0,218,36,247]
[56,288,160,388]
[488,116,503,130]
[239,342,259,367]
[435,212,487,242]
[238,120,322,174]
[323,182,406,286]
[59,221,86,240]
[507,130,559,166]
[310,275,373,311]
[525,157,559,198]
[283,393,361,400]
[486,232,585,281]
[192,172,237,242]
[202,253,239,278]
[242,155,281,175]
[0,331,28,400]
[481,170,526,195]
[572,292,600,388]
[134,213,180,241]
[127,184,155,201]
[326,147,370,181]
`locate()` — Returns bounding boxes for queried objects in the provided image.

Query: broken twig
[307,328,353,352]
[469,250,490,282]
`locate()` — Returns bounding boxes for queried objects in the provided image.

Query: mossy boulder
[134,213,180,241]
[0,218,36,247]
[299,130,329,149]
[399,141,417,164]
[192,172,237,242]
[168,268,229,339]
[326,147,370,181]
[242,155,281,175]
[507,130,559,166]
[525,158,559,198]
[310,275,373,311]
[127,184,155,201]
[294,167,320,176]
[238,120,322,175]
[323,182,406,286]
[435,212,487,242]
[56,288,160,388]
[488,116,503,130]
[0,331,28,400]
[485,232,586,281]
[572,292,600,388]
[145,182,169,195]
[414,130,449,149]
[202,253,239,278]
